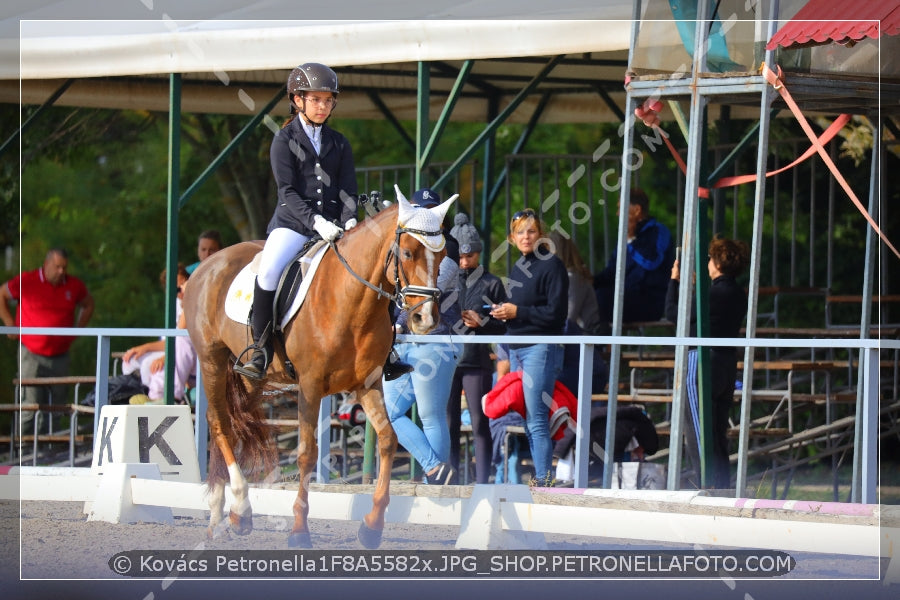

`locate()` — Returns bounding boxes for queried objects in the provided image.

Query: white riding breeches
[256,227,312,291]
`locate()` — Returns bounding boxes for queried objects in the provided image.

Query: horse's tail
[207,365,278,490]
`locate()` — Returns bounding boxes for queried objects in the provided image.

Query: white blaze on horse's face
[396,185,458,334]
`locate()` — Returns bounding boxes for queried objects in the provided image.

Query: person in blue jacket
[593,189,675,327]
[236,62,358,379]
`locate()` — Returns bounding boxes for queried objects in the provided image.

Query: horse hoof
[229,511,253,536]
[357,522,383,549]
[206,527,231,541]
[288,531,313,548]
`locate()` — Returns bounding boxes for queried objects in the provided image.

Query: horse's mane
[336,203,398,251]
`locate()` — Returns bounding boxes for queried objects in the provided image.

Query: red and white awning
[766,0,900,50]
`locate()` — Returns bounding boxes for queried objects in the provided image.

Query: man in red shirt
[0,248,94,434]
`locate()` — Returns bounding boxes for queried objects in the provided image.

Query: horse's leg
[355,384,397,549]
[204,365,253,538]
[288,388,317,548]
[208,424,252,537]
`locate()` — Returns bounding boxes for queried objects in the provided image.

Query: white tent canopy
[3,1,634,79]
[15,19,632,80]
[2,3,641,123]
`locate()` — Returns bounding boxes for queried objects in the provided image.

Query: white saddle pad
[224,241,329,330]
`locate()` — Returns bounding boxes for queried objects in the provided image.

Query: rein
[327,224,444,311]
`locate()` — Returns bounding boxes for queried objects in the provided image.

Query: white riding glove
[344,218,358,230]
[313,215,343,242]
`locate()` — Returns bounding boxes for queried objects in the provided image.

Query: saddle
[273,237,327,331]
[224,238,329,331]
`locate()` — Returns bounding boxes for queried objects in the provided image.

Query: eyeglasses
[303,95,335,107]
[511,208,537,221]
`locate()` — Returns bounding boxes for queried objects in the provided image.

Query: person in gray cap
[447,213,508,483]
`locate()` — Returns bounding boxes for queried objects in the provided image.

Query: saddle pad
[224,241,329,329]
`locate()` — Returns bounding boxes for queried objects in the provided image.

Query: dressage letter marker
[91,405,200,482]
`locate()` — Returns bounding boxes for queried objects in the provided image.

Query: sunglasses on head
[511,208,537,221]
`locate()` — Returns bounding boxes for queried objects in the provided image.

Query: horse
[182,186,456,548]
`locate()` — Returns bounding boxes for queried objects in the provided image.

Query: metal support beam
[669,0,711,489]
[432,55,565,191]
[601,1,644,490]
[736,1,780,499]
[485,91,553,209]
[420,60,473,168]
[179,87,284,209]
[163,73,181,406]
[415,62,430,191]
[367,91,415,152]
[852,116,880,503]
[0,79,74,158]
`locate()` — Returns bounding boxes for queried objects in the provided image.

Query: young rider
[235,62,358,379]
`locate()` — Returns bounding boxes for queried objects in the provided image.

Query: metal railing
[3,326,895,503]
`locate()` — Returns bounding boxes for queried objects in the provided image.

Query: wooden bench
[755,286,827,328]
[826,294,900,328]
[1,402,95,466]
[654,424,792,440]
[622,358,863,433]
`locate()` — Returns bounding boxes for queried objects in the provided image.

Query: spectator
[665,234,749,489]
[0,248,94,434]
[547,230,609,395]
[446,213,507,484]
[235,62,358,380]
[593,189,675,326]
[490,208,568,486]
[121,264,195,404]
[383,188,461,485]
[185,229,222,275]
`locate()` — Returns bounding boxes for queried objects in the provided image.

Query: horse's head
[393,184,458,335]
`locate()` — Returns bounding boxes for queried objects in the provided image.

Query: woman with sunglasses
[490,209,569,486]
[235,62,359,379]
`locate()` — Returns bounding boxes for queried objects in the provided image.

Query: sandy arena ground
[2,490,898,600]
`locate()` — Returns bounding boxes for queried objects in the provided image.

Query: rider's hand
[344,218,358,230]
[313,215,343,242]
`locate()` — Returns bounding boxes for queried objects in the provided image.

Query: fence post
[193,359,208,480]
[93,335,110,437]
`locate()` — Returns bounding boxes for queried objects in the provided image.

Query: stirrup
[234,345,270,380]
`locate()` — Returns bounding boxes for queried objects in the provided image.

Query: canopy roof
[767,0,900,50]
[0,2,644,123]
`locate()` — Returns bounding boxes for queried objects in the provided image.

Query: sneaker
[425,462,457,485]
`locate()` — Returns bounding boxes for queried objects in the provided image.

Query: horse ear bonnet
[395,185,458,252]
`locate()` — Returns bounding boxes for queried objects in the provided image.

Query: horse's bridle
[388,225,444,312]
[327,224,443,312]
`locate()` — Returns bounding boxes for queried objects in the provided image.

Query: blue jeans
[508,343,563,484]
[384,342,458,474]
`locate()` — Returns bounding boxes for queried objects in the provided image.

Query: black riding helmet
[287,63,339,118]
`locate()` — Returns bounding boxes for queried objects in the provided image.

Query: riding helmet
[287,63,340,97]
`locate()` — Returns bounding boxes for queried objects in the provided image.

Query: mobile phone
[675,247,681,262]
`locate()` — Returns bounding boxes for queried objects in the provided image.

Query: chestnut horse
[183,187,456,548]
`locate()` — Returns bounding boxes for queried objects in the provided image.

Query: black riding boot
[235,282,276,380]
[382,348,414,381]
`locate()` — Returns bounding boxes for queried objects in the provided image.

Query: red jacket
[482,372,578,441]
